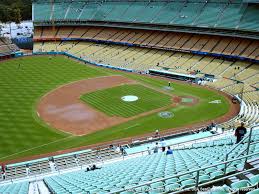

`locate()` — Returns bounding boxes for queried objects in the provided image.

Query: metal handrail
[123,128,259,166]
[109,151,259,194]
[171,166,259,194]
[225,134,248,156]
[1,124,257,184]
[223,124,258,174]
[130,126,204,144]
[128,130,259,158]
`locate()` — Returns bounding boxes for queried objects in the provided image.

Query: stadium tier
[0,182,29,194]
[43,138,259,194]
[1,147,120,181]
[34,41,258,92]
[33,1,259,33]
[1,130,259,193]
[0,37,20,58]
[33,26,259,60]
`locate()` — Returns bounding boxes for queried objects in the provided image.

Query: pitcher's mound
[121,95,139,102]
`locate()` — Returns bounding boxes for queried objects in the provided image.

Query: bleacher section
[22,130,259,193]
[0,37,19,58]
[33,26,259,61]
[34,41,257,82]
[0,123,258,194]
[0,182,29,194]
[0,147,121,181]
[33,1,259,34]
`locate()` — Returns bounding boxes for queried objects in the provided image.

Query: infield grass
[81,84,172,117]
[0,55,230,161]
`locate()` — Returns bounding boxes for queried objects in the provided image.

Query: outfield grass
[81,84,172,117]
[0,56,230,161]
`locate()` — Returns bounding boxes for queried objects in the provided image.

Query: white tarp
[0,20,33,38]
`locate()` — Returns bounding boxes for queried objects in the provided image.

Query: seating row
[34,26,259,60]
[33,1,259,32]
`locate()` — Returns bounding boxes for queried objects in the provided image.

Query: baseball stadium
[0,0,258,193]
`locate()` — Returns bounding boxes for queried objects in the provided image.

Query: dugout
[148,69,197,82]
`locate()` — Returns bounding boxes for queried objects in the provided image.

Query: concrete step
[226,175,240,185]
[237,171,255,181]
[245,158,259,175]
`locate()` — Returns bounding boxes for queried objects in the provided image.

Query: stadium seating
[33,1,259,33]
[0,37,19,57]
[38,131,258,193]
[1,147,120,181]
[239,4,259,31]
[0,182,29,194]
[35,40,256,77]
[1,124,258,193]
[33,26,259,60]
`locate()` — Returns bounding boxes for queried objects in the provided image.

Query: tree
[0,5,12,23]
[0,0,31,23]
[12,8,22,24]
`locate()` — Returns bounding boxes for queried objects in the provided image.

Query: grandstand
[0,37,20,59]
[32,1,259,35]
[33,26,259,60]
[43,134,259,194]
[1,126,259,193]
[0,0,258,193]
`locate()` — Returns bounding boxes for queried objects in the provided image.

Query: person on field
[235,122,247,144]
[166,146,173,155]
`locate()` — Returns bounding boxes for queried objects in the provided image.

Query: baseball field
[0,56,236,162]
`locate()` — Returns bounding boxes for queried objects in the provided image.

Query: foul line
[124,123,140,130]
[0,136,74,160]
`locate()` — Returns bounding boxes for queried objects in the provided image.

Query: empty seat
[249,174,259,187]
[231,180,251,190]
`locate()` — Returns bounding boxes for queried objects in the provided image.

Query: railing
[109,152,259,194]
[0,130,220,184]
[223,124,259,174]
[127,128,240,158]
[1,122,257,184]
[108,125,259,193]
[130,125,206,145]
